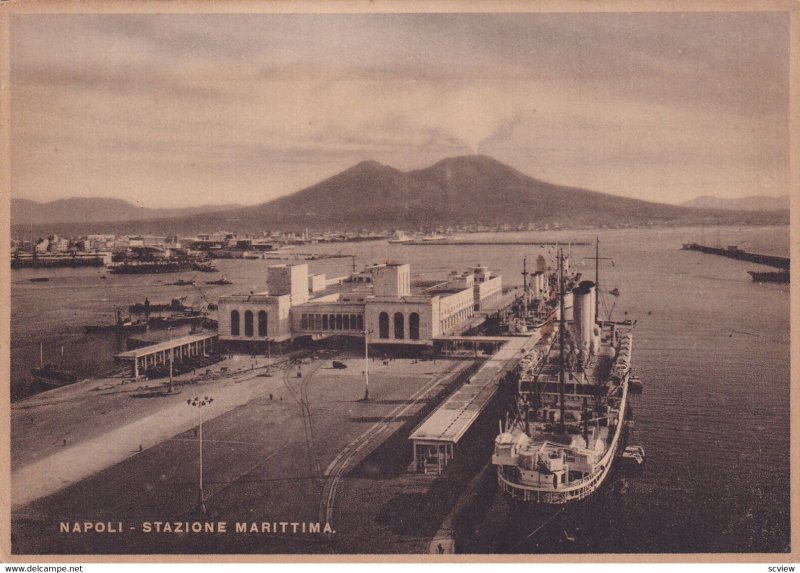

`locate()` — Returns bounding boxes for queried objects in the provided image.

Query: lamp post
[187,395,213,514]
[361,329,373,402]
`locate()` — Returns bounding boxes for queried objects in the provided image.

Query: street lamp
[187,395,214,514]
[360,329,374,402]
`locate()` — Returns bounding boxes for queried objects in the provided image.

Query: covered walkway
[114,332,219,379]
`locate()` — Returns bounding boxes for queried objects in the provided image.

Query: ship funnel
[578,280,597,326]
[572,284,593,359]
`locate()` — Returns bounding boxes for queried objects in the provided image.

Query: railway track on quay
[318,360,479,550]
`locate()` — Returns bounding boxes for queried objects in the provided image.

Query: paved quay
[11,354,478,554]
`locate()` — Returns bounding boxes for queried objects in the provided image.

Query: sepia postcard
[0,0,797,566]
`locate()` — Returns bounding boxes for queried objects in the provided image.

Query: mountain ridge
[678,194,789,211]
[11,155,789,234]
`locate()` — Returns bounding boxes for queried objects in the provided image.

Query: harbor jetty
[681,242,789,270]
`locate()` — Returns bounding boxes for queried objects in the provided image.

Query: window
[343,314,350,330]
[394,312,404,339]
[301,313,308,329]
[410,312,420,340]
[244,310,254,337]
[230,310,240,336]
[336,314,343,330]
[323,314,329,330]
[379,312,390,339]
[357,314,364,330]
[258,311,268,337]
[329,314,336,330]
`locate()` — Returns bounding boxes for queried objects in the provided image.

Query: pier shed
[409,334,537,474]
[114,332,219,379]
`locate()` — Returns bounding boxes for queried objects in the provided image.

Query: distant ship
[108,261,192,274]
[206,275,233,285]
[29,277,50,282]
[492,242,641,503]
[747,270,789,283]
[193,261,219,272]
[388,231,414,244]
[84,310,148,333]
[168,277,196,286]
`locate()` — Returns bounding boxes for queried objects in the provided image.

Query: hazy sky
[10,12,790,208]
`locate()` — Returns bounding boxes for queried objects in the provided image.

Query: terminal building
[217,262,503,351]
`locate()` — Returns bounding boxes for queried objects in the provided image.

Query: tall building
[217,262,503,351]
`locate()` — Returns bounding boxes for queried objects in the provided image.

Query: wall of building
[267,264,309,305]
[308,273,327,293]
[365,297,435,344]
[291,302,365,334]
[436,288,476,333]
[475,275,503,310]
[369,263,411,297]
[218,293,292,342]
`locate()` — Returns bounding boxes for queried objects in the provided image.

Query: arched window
[336,314,343,330]
[379,312,390,339]
[322,314,329,330]
[258,311,268,337]
[394,312,404,339]
[343,314,350,330]
[410,312,420,340]
[230,310,240,336]
[329,314,336,330]
[244,310,254,337]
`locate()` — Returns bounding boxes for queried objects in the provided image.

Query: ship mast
[558,248,566,434]
[521,257,529,319]
[595,236,600,323]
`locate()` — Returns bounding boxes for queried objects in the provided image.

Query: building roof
[409,334,539,445]
[114,332,218,360]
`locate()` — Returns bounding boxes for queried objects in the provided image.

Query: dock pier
[681,242,789,270]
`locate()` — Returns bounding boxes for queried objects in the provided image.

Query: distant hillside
[10,197,242,227]
[679,194,789,211]
[171,155,785,231]
[11,156,789,235]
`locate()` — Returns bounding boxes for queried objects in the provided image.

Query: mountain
[679,195,789,211]
[10,156,789,235]
[10,197,242,227]
[175,155,784,231]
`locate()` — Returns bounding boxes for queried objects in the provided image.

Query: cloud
[9,12,790,207]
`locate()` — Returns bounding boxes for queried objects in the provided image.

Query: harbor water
[9,225,790,553]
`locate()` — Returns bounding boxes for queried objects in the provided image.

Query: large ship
[492,245,639,504]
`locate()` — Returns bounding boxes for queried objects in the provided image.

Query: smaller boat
[747,270,789,283]
[193,261,219,273]
[129,297,188,314]
[610,287,620,296]
[168,277,196,286]
[388,231,414,244]
[84,311,148,333]
[206,276,233,285]
[621,446,646,468]
[29,277,50,282]
[31,344,78,388]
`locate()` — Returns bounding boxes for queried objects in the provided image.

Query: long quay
[114,332,219,379]
[681,242,790,270]
[402,241,591,247]
[409,333,540,474]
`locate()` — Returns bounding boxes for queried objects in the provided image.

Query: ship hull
[496,380,628,504]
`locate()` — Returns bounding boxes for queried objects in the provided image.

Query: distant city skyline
[10,11,790,208]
